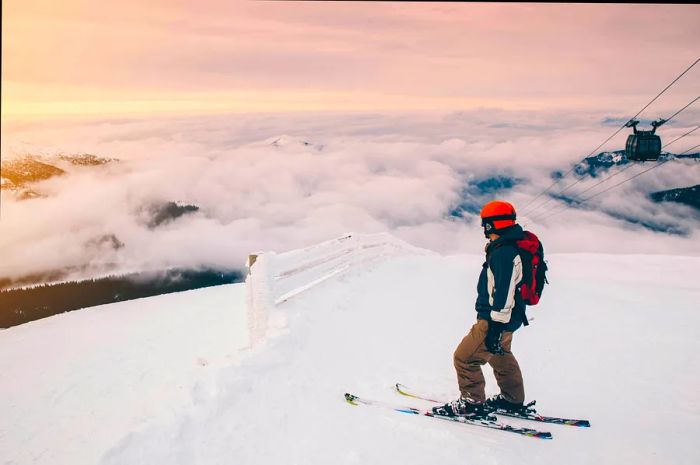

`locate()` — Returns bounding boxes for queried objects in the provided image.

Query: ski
[394,383,591,428]
[344,393,553,439]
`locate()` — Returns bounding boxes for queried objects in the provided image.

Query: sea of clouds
[1,109,699,282]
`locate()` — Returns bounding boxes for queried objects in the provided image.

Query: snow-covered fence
[244,233,427,346]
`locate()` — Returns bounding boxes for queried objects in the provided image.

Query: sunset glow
[3,1,698,120]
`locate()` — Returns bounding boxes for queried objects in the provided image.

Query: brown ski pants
[453,319,525,404]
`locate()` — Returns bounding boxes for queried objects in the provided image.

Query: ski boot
[484,394,530,415]
[432,397,494,421]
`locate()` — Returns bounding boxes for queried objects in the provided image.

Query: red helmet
[480,200,517,236]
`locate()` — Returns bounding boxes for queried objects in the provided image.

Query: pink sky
[2,1,699,119]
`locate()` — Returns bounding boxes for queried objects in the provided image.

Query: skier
[434,200,529,419]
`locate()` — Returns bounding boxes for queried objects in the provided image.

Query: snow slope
[0,285,248,465]
[1,240,699,465]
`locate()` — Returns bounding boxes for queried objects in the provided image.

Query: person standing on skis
[434,200,529,419]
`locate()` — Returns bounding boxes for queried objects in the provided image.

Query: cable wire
[524,93,700,217]
[520,57,700,215]
[663,96,700,123]
[535,143,700,222]
[663,125,700,148]
[528,123,699,222]
[526,163,638,222]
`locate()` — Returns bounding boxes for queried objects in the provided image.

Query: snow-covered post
[244,252,275,347]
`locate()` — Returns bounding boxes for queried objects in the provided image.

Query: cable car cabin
[624,119,666,161]
[625,132,661,161]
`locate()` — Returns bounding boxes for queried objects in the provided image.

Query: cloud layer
[1,109,699,282]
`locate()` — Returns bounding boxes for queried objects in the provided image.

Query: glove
[485,321,506,355]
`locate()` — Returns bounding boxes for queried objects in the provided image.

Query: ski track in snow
[2,253,700,465]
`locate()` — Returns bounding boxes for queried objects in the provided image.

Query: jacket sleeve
[486,247,523,324]
[475,262,492,318]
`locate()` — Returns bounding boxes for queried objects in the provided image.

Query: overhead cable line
[527,124,700,222]
[520,57,700,215]
[523,92,700,217]
[663,125,700,148]
[526,163,639,222]
[535,143,700,222]
[529,164,634,218]
[578,143,699,203]
[524,94,699,217]
[664,95,700,123]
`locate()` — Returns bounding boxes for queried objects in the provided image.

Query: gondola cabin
[624,119,666,161]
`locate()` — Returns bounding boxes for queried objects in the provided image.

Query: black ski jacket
[475,224,527,332]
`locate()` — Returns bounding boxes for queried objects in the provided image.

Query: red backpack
[514,231,548,305]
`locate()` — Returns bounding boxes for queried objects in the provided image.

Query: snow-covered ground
[1,241,699,465]
[0,285,248,465]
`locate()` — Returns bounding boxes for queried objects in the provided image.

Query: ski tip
[572,420,591,428]
[520,429,553,440]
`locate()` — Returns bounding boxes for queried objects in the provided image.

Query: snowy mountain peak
[264,135,323,151]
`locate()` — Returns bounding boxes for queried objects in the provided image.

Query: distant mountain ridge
[145,202,200,229]
[572,149,699,178]
[0,268,244,328]
[1,153,118,199]
[649,184,700,210]
[449,175,523,218]
[1,157,66,188]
